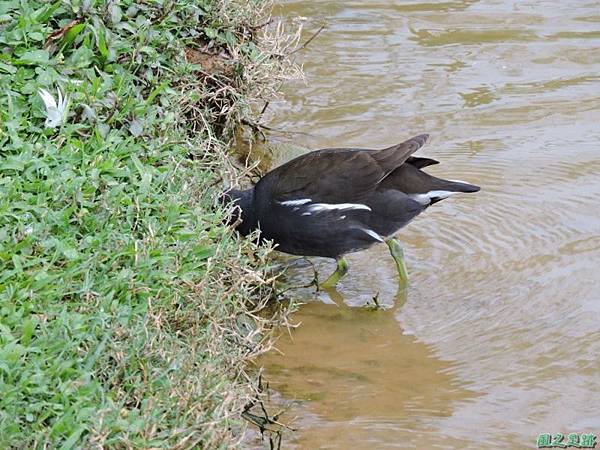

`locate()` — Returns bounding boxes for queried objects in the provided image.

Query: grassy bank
[0,0,296,448]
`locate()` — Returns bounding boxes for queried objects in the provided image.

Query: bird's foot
[319,257,349,289]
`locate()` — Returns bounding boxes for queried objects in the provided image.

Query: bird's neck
[234,187,258,236]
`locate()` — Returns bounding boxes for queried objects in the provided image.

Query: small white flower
[38,88,68,128]
[59,77,83,86]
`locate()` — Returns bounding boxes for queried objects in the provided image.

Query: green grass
[0,0,287,447]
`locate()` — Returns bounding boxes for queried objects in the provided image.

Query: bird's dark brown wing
[264,149,382,203]
[262,134,429,204]
[371,134,429,172]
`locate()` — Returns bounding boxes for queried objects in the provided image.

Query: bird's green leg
[320,257,349,289]
[386,238,408,286]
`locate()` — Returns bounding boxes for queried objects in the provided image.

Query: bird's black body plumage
[225,134,479,259]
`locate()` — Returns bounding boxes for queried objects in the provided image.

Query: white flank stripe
[307,202,371,213]
[363,229,384,242]
[280,198,312,206]
[448,179,468,184]
[409,190,458,205]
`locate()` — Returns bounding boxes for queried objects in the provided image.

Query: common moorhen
[224,134,480,287]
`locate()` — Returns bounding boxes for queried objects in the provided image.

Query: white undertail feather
[409,190,458,205]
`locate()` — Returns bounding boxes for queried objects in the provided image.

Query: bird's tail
[434,177,480,193]
[378,151,481,205]
[421,176,480,204]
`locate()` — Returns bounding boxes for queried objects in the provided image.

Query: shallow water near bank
[246,0,600,448]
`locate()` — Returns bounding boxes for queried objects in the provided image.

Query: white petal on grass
[38,88,68,128]
[59,77,83,86]
[38,89,56,108]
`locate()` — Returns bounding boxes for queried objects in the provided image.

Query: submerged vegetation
[0,0,299,447]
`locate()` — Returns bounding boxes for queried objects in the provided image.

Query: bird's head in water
[219,187,256,236]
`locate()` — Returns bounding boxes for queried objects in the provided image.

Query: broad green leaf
[34,0,61,23]
[96,25,109,58]
[67,46,94,69]
[0,61,16,74]
[17,50,49,65]
[60,23,86,50]
[21,319,34,346]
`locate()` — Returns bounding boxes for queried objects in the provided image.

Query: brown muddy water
[245,1,600,449]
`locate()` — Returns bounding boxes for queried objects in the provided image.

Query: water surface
[249,0,600,448]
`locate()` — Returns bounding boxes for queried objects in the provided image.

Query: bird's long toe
[320,257,349,289]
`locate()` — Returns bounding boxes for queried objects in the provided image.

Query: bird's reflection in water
[256,279,476,449]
